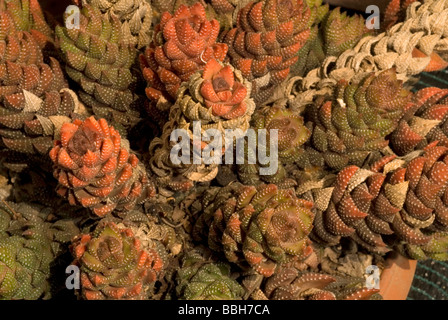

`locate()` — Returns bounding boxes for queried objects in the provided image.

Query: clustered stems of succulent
[56,4,142,131]
[192,183,315,277]
[0,0,447,301]
[70,221,164,300]
[49,116,156,217]
[139,2,228,108]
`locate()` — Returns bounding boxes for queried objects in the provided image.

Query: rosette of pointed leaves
[0,205,52,300]
[0,0,54,48]
[292,6,370,77]
[321,7,369,58]
[237,154,288,185]
[0,86,77,156]
[310,143,448,258]
[390,87,448,155]
[78,0,153,49]
[203,0,254,32]
[193,183,314,277]
[139,3,228,107]
[49,116,155,217]
[397,232,448,261]
[56,4,140,130]
[303,68,410,170]
[252,268,381,300]
[290,0,329,76]
[381,143,448,235]
[0,13,43,65]
[176,58,256,131]
[223,0,312,104]
[304,0,330,24]
[253,106,310,164]
[0,201,80,300]
[307,163,390,252]
[70,221,164,300]
[237,106,310,185]
[0,55,83,155]
[175,250,244,300]
[148,59,255,189]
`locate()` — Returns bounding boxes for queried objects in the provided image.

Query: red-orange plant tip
[383,0,418,30]
[312,142,448,257]
[224,0,311,104]
[391,87,448,155]
[258,268,380,300]
[50,117,155,217]
[343,288,381,300]
[412,48,448,72]
[140,2,228,104]
[200,59,248,120]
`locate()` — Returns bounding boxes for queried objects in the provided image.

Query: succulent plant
[0,201,79,300]
[0,210,52,299]
[396,0,447,72]
[0,0,54,47]
[178,59,255,129]
[302,68,410,170]
[411,48,448,73]
[202,0,254,32]
[49,116,155,217]
[193,183,315,277]
[307,163,393,253]
[56,4,140,131]
[151,0,203,15]
[0,14,43,65]
[2,0,448,302]
[397,231,448,261]
[383,0,418,30]
[237,157,289,186]
[0,25,85,157]
[304,142,448,258]
[148,58,255,190]
[223,0,312,104]
[139,2,228,109]
[76,0,153,49]
[299,0,448,87]
[70,221,164,300]
[390,87,448,156]
[237,105,310,185]
[304,0,329,23]
[380,143,448,236]
[254,106,310,164]
[252,268,381,300]
[289,0,328,76]
[0,69,81,156]
[321,8,369,58]
[176,249,245,300]
[109,209,182,300]
[206,0,238,14]
[292,6,370,77]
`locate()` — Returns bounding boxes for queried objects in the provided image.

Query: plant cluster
[0,0,447,300]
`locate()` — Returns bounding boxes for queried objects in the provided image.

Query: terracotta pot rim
[379,252,417,300]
